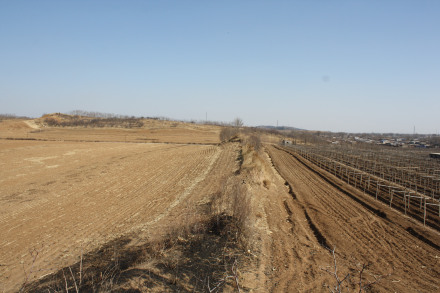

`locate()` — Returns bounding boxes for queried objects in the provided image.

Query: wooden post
[424,197,427,226]
[375,182,379,201]
[404,193,407,215]
[390,189,393,208]
[361,174,364,193]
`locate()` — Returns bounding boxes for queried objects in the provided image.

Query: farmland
[290,144,440,229]
[265,145,440,292]
[0,116,219,144]
[0,116,439,292]
[0,117,242,292]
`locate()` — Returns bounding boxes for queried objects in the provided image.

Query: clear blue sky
[1,1,439,133]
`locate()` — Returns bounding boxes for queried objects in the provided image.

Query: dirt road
[264,145,440,292]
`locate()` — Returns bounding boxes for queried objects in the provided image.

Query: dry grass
[21,201,248,292]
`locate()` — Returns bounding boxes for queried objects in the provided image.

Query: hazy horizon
[2,110,437,136]
[1,1,439,134]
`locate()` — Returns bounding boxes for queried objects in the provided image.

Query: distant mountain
[257,125,305,131]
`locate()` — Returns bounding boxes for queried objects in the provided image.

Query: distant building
[282,139,293,145]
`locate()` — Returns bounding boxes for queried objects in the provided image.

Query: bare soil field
[265,145,440,292]
[0,118,220,144]
[1,116,439,292]
[0,137,239,292]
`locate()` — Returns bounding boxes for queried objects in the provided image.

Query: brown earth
[0,118,220,144]
[0,137,238,292]
[1,117,439,292]
[262,145,440,292]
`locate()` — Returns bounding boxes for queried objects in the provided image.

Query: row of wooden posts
[309,147,440,200]
[287,146,440,229]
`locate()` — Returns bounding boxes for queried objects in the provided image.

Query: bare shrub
[43,115,144,128]
[0,114,31,120]
[321,247,388,293]
[220,127,238,142]
[247,134,261,151]
[43,117,59,126]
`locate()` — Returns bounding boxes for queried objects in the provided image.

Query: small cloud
[322,75,330,82]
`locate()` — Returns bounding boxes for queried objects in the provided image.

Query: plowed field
[0,140,238,292]
[0,118,220,144]
[2,117,439,293]
[265,145,440,292]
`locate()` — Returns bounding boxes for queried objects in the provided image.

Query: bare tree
[233,118,243,128]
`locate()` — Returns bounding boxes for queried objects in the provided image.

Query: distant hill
[257,125,305,131]
[39,113,145,128]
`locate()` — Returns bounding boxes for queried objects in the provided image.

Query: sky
[1,1,439,134]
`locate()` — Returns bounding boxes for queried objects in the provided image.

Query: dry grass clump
[244,134,261,151]
[210,178,252,251]
[21,213,246,293]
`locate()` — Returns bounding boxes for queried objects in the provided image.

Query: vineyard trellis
[281,144,440,230]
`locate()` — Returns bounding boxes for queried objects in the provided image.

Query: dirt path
[23,120,39,129]
[264,145,440,292]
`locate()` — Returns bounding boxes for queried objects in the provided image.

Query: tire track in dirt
[262,147,334,292]
[266,145,440,292]
[272,150,383,254]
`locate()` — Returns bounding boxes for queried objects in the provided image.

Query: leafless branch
[321,247,350,293]
[62,269,69,293]
[19,248,40,292]
[69,267,79,293]
[321,247,387,293]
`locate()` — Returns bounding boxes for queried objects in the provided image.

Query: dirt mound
[0,119,32,130]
